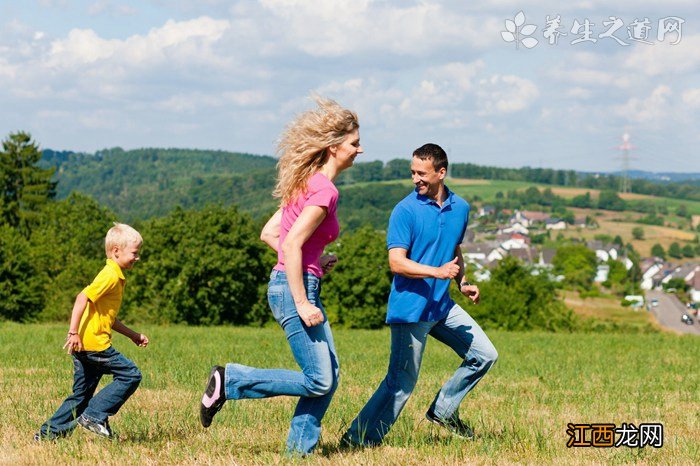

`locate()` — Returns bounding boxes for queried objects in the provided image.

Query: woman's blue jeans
[345,303,498,445]
[224,270,339,455]
[39,346,142,436]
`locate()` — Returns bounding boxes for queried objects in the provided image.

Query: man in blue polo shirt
[343,143,498,446]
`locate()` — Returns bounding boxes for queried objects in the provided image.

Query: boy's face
[113,242,141,269]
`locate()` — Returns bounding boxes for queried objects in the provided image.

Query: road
[646,289,700,335]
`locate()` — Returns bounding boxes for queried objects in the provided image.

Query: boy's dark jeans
[40,346,142,436]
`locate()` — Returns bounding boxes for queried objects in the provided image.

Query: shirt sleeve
[387,204,413,250]
[305,186,337,210]
[82,269,119,303]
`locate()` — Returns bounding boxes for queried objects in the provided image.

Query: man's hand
[460,283,480,304]
[296,301,325,327]
[434,257,460,279]
[63,333,83,354]
[132,333,149,347]
[320,254,338,274]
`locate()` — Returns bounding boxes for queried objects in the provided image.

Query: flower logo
[501,11,538,49]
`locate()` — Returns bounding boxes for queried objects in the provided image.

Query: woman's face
[331,129,363,170]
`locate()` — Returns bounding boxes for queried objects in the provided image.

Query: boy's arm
[113,319,149,347]
[63,292,89,354]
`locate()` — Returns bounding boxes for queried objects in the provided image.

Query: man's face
[411,156,445,198]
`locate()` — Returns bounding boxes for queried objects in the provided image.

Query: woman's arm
[281,205,327,327]
[260,208,282,252]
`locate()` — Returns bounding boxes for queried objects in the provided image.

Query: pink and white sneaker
[200,366,226,428]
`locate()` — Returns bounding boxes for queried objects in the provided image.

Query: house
[500,222,529,235]
[476,205,496,218]
[545,218,567,230]
[640,259,665,290]
[587,241,620,262]
[594,264,610,283]
[522,211,551,224]
[537,248,557,268]
[508,247,539,264]
[691,269,700,303]
[661,263,698,287]
[463,243,492,263]
[509,210,531,227]
[500,233,530,251]
[487,247,506,263]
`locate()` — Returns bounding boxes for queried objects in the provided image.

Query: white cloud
[477,74,539,115]
[682,88,700,109]
[613,85,673,122]
[257,0,500,56]
[624,35,700,77]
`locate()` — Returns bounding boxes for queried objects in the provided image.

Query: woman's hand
[296,301,325,327]
[320,254,338,274]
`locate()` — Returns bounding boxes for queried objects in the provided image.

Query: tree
[571,192,592,208]
[30,193,115,321]
[651,243,666,259]
[668,242,682,259]
[322,226,393,328]
[122,205,269,325]
[682,244,695,258]
[462,256,577,331]
[632,227,645,240]
[552,244,597,288]
[0,225,44,321]
[597,190,626,211]
[0,132,56,234]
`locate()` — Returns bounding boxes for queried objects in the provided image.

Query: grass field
[2,323,699,465]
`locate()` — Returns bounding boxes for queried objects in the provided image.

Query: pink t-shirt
[274,172,340,277]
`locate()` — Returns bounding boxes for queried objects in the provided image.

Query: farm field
[1,324,698,465]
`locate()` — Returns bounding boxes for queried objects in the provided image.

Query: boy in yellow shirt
[35,223,149,440]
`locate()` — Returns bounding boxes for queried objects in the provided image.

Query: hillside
[42,147,278,221]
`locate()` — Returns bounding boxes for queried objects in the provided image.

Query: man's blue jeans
[40,346,142,436]
[345,303,498,445]
[224,270,339,455]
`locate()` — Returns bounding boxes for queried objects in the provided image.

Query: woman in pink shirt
[199,97,362,456]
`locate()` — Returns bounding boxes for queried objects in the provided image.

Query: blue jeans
[224,270,339,455]
[40,346,142,436]
[345,303,498,445]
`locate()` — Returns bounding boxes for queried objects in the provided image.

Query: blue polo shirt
[386,187,470,323]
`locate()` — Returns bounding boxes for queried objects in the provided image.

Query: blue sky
[1,0,699,172]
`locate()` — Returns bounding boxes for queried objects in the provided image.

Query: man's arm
[388,247,460,280]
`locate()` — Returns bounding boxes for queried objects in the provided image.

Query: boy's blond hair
[105,223,142,257]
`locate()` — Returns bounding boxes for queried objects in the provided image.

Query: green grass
[2,323,699,464]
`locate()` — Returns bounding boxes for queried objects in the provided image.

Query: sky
[1,0,699,172]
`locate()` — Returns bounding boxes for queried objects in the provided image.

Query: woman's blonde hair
[105,223,142,257]
[274,96,359,205]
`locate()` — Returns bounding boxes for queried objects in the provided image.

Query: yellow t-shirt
[78,259,125,351]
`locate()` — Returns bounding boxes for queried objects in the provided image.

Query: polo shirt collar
[415,185,455,206]
[106,258,126,280]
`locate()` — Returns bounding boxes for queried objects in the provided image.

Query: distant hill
[42,147,278,222]
[609,170,700,183]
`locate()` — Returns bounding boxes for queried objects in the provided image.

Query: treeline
[43,145,700,226]
[341,161,700,201]
[2,131,593,332]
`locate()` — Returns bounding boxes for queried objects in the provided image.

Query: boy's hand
[63,334,83,354]
[132,333,149,347]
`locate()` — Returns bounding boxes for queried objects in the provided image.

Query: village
[460,207,700,323]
